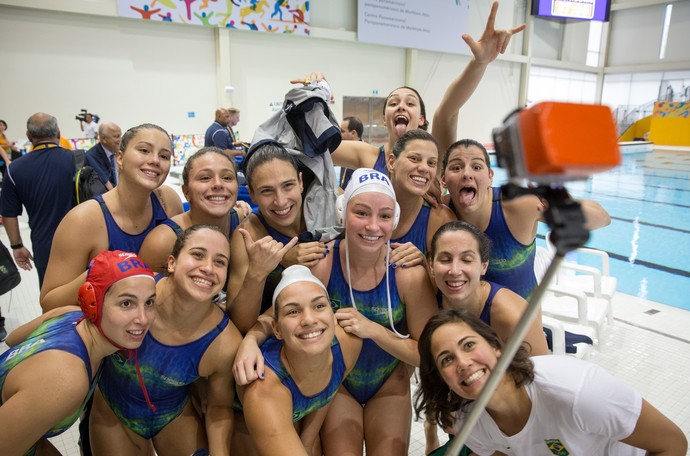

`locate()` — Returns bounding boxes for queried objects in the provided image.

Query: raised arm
[580,199,611,230]
[227,226,298,333]
[432,0,526,159]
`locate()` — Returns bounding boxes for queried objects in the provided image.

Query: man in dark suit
[85,121,121,189]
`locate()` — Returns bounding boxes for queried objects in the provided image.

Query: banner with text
[358,0,470,55]
[117,0,310,35]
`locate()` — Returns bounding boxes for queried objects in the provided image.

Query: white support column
[215,27,233,107]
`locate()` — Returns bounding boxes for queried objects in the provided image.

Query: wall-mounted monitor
[531,0,611,22]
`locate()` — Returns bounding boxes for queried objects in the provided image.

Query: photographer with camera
[77,109,98,140]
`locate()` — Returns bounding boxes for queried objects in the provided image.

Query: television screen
[531,0,611,22]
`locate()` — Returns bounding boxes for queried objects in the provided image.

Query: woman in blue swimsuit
[233,265,361,455]
[440,139,610,299]
[90,225,243,456]
[139,146,251,275]
[0,250,155,455]
[41,123,183,311]
[311,168,437,455]
[227,142,326,334]
[386,129,456,267]
[424,221,549,454]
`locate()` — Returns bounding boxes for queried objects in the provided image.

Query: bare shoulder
[59,199,105,233]
[50,199,107,260]
[394,262,430,285]
[428,203,457,235]
[156,185,184,216]
[239,366,287,402]
[490,287,527,321]
[139,223,178,273]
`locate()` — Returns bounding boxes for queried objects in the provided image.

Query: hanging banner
[117,0,310,35]
[358,0,470,55]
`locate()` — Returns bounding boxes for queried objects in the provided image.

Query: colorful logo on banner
[117,0,310,35]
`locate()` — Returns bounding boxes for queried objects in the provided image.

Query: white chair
[546,233,618,307]
[541,315,593,359]
[534,245,608,347]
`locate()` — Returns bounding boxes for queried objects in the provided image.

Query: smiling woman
[90,225,243,456]
[232,265,362,456]
[40,123,184,312]
[138,146,250,275]
[414,309,688,455]
[0,250,156,456]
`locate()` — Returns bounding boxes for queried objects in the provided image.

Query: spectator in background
[80,113,98,140]
[86,122,122,190]
[0,113,75,287]
[227,107,241,145]
[205,108,244,159]
[338,116,363,189]
[0,119,19,173]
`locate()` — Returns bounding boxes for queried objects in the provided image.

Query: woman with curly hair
[414,309,687,455]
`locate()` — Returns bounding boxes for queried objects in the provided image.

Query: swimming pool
[492,149,690,311]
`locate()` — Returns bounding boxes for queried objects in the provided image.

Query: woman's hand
[239,228,298,280]
[423,178,443,208]
[289,71,326,86]
[232,335,265,386]
[233,200,253,221]
[281,241,329,268]
[289,71,334,103]
[463,1,526,63]
[389,242,426,269]
[335,307,381,340]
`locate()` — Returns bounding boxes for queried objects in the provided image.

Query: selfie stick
[446,102,621,455]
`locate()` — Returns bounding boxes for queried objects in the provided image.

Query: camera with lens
[75,109,88,122]
[75,109,99,123]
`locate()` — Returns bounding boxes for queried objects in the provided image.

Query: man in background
[205,108,244,158]
[0,113,75,288]
[80,113,98,140]
[85,121,122,189]
[227,107,241,144]
[338,116,364,188]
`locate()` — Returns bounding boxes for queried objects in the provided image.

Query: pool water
[493,150,690,311]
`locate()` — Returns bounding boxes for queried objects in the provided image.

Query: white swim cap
[272,265,328,309]
[338,168,399,228]
[343,168,396,205]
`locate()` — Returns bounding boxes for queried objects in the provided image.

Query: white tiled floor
[1,216,689,455]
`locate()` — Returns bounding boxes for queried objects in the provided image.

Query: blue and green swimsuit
[98,313,229,439]
[0,311,97,455]
[327,240,406,404]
